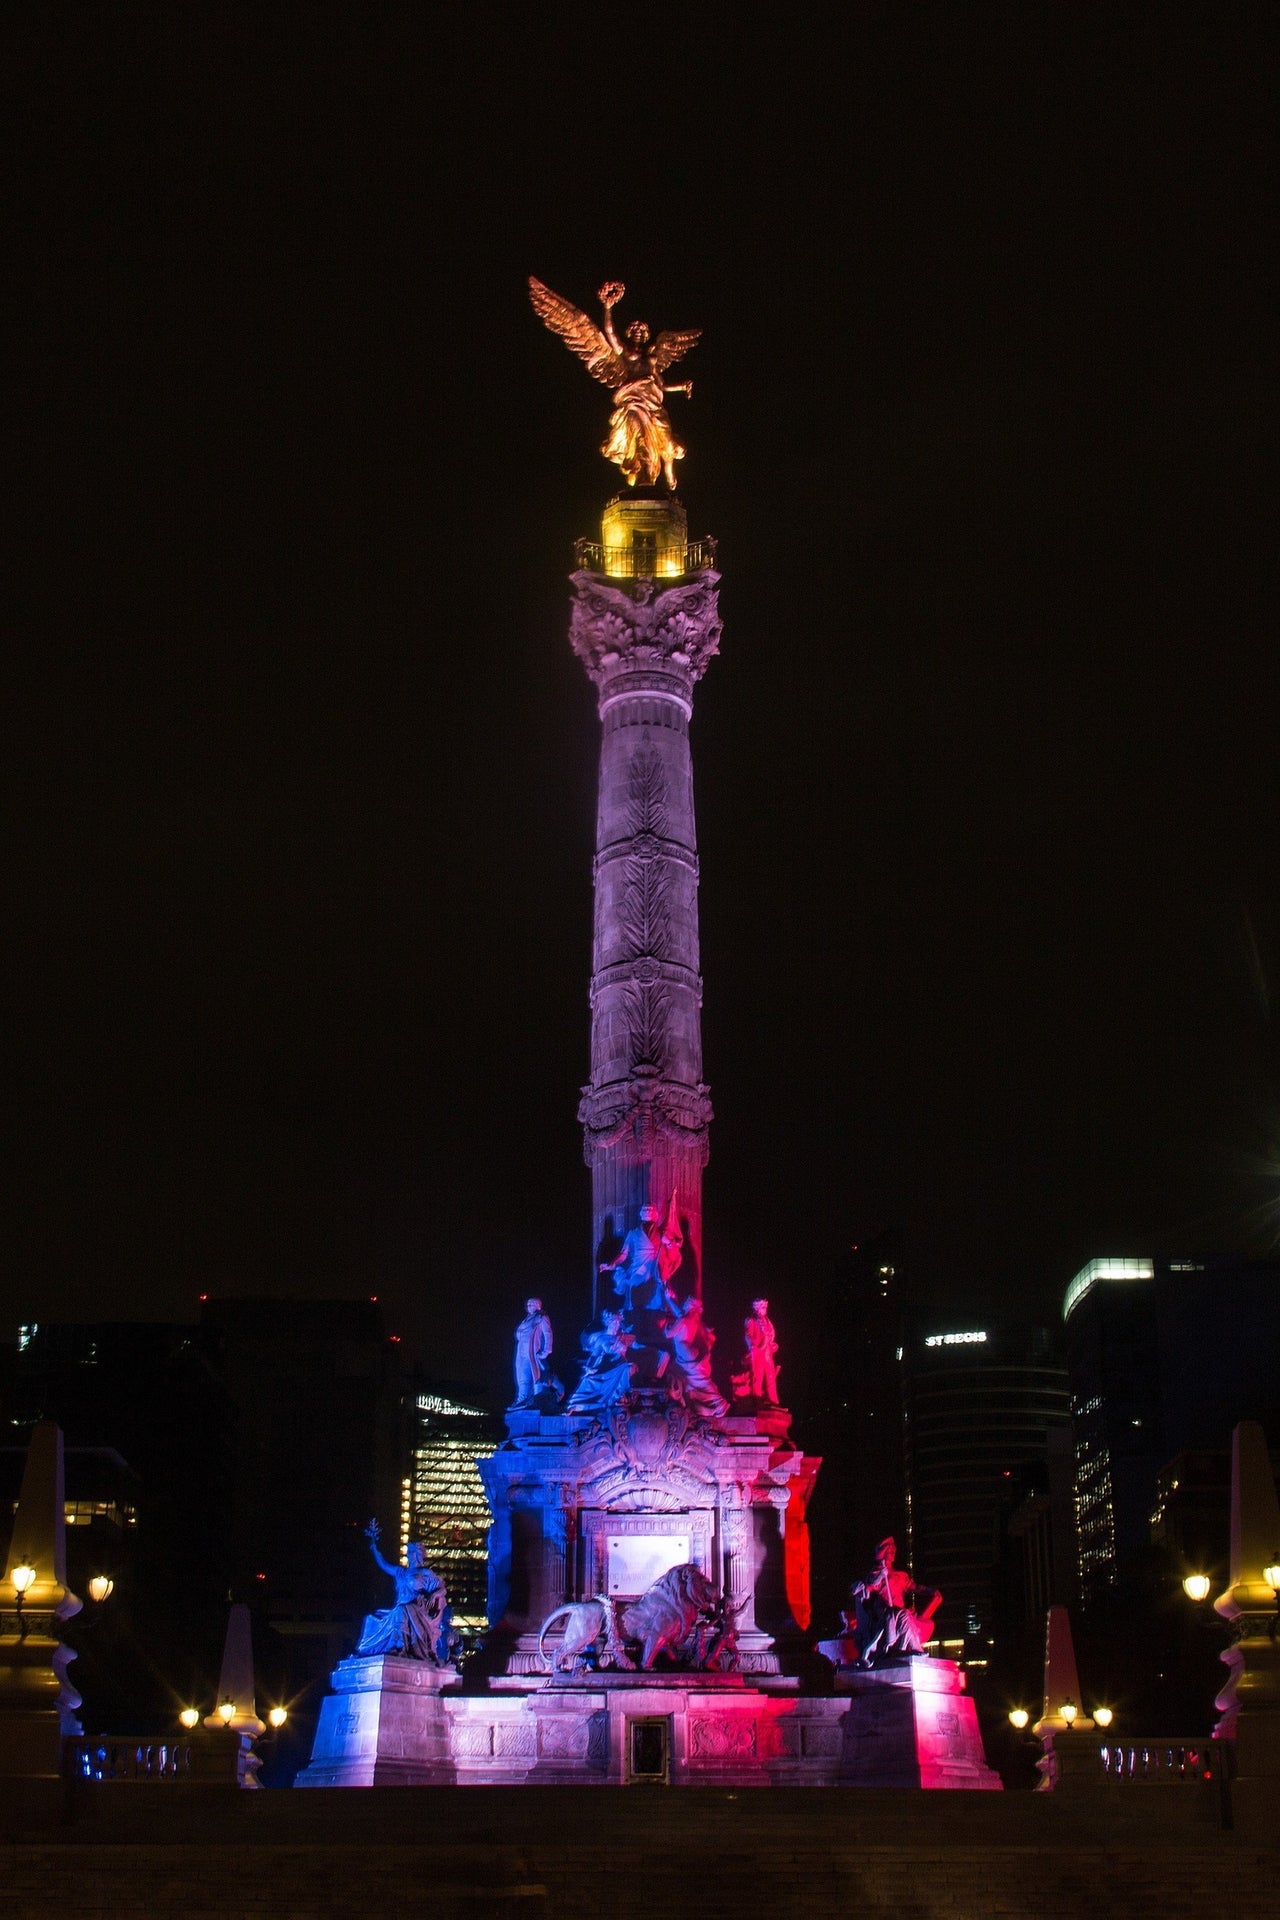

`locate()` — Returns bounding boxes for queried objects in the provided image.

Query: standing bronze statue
[529,277,700,489]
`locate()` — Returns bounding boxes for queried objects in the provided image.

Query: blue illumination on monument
[295,284,1000,1789]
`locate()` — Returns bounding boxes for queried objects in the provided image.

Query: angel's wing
[529,277,625,388]
[651,328,701,374]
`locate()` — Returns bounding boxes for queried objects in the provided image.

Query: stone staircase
[4,1785,1274,1918]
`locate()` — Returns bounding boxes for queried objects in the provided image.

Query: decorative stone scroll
[690,1715,756,1759]
[578,1077,713,1166]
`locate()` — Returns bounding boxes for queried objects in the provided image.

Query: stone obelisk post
[1213,1419,1280,1836]
[1,1421,82,1803]
[570,491,721,1307]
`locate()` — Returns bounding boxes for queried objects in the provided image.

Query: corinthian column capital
[569,572,722,702]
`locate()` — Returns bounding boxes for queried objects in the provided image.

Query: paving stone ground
[2,1783,1273,1919]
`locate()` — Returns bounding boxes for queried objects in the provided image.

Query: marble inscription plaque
[607,1531,691,1595]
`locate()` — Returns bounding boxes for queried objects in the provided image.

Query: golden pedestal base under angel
[529,277,700,490]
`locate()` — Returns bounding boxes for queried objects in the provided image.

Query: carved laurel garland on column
[623,985,670,1075]
[621,857,670,961]
[626,740,668,839]
[620,743,674,1074]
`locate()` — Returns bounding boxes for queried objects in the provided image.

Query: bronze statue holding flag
[600,1196,685,1320]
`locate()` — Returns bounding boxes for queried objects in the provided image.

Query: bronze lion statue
[539,1562,718,1673]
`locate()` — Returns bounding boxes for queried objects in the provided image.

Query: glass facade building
[902,1323,1070,1650]
[406,1391,503,1634]
[805,1235,908,1624]
[1063,1253,1280,1602]
[1062,1260,1162,1603]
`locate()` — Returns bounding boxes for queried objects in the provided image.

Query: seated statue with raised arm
[849,1536,942,1664]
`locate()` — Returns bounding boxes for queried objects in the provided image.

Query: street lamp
[1059,1698,1078,1726]
[10,1561,36,1635]
[1263,1557,1280,1594]
[87,1574,114,1605]
[1007,1708,1029,1730]
[1093,1706,1114,1728]
[1183,1573,1212,1603]
[217,1699,236,1725]
[178,1708,200,1730]
[267,1706,288,1729]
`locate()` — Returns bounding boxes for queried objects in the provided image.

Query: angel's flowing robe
[602,372,685,486]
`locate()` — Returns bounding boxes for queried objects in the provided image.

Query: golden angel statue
[529,277,700,489]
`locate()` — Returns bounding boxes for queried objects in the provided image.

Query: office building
[200,1297,405,1686]
[901,1322,1070,1651]
[1,1320,236,1720]
[404,1387,504,1636]
[1063,1254,1280,1603]
[805,1235,908,1625]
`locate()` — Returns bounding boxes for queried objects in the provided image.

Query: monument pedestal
[836,1660,1001,1790]
[295,1655,459,1788]
[297,1657,1002,1788]
[0,1632,67,1783]
[299,1662,861,1786]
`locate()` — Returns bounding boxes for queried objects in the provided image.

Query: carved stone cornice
[570,570,722,696]
[578,1075,713,1166]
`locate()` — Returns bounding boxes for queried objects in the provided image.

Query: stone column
[1,1420,82,1795]
[1213,1419,1280,1837]
[570,495,721,1303]
[493,1489,575,1674]
[720,1504,754,1628]
[719,1486,778,1673]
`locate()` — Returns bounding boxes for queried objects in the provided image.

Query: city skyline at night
[9,10,1277,1412]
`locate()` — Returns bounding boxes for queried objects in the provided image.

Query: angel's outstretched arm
[598,281,625,356]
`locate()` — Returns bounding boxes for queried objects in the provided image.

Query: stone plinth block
[295,1655,460,1788]
[472,1672,853,1786]
[0,1634,66,1780]
[837,1660,1002,1790]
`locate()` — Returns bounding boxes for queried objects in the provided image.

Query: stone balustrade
[67,1737,194,1782]
[1098,1739,1216,1783]
[65,1729,254,1788]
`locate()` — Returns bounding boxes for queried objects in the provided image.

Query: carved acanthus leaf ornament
[569,576,722,689]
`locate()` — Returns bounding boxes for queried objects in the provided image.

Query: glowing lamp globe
[1059,1699,1078,1726]
[178,1708,200,1730]
[1183,1573,1211,1603]
[267,1706,288,1729]
[1008,1708,1029,1730]
[217,1699,236,1725]
[1263,1560,1280,1593]
[87,1574,114,1604]
[11,1563,37,1596]
[1094,1706,1114,1729]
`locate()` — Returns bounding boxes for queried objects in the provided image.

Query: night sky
[10,7,1278,1399]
